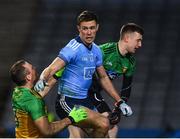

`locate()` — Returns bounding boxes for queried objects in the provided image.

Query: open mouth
[86,37,93,40]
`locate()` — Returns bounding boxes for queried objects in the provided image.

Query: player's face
[78,20,99,46]
[127,32,142,53]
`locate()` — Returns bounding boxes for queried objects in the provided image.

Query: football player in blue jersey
[34,10,132,138]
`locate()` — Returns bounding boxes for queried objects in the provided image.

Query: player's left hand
[115,100,133,117]
[68,106,88,123]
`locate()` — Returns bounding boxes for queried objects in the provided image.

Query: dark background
[0,0,180,137]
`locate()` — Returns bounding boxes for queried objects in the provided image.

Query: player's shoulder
[12,87,30,100]
[12,88,42,109]
[92,42,100,49]
[92,42,102,54]
[65,38,81,51]
[100,42,117,48]
[18,88,41,101]
[99,42,117,54]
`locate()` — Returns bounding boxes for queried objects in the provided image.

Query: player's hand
[108,107,121,125]
[34,79,47,92]
[115,100,133,117]
[68,106,88,123]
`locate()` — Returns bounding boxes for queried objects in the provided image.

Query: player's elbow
[34,117,56,136]
[39,127,54,137]
[38,126,51,136]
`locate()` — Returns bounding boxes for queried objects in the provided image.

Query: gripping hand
[68,106,88,123]
[108,107,121,125]
[34,79,47,92]
[115,100,133,117]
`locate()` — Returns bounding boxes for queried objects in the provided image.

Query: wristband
[68,116,75,124]
[121,96,128,102]
[115,100,124,107]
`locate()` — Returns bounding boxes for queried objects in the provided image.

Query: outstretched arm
[34,116,72,136]
[96,66,132,117]
[34,57,65,92]
[34,106,87,136]
[40,57,65,81]
[96,66,121,102]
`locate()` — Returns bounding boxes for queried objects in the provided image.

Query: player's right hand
[68,106,88,123]
[34,79,47,92]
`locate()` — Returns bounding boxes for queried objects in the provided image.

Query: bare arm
[34,116,72,136]
[40,57,65,81]
[34,106,88,136]
[96,66,122,102]
[34,57,65,92]
[37,57,65,97]
[96,66,133,116]
[36,57,65,96]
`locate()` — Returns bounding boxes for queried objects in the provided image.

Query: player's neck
[118,41,128,56]
[20,83,33,90]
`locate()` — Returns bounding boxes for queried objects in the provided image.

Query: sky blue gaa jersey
[58,36,102,99]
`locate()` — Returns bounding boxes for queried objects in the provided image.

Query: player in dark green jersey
[10,60,88,138]
[88,23,144,137]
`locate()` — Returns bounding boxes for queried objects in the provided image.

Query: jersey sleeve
[26,99,46,121]
[124,54,136,77]
[58,40,77,63]
[95,46,103,67]
[121,75,133,102]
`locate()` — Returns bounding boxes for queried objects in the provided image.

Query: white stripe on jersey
[68,40,81,50]
[72,43,81,50]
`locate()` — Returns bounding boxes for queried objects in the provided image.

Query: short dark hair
[120,23,144,40]
[77,10,98,25]
[10,60,29,86]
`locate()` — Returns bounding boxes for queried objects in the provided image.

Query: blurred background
[0,0,180,137]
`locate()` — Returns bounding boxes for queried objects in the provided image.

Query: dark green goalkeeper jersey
[100,42,136,78]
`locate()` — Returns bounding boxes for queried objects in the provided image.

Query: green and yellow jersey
[100,42,136,78]
[12,87,47,138]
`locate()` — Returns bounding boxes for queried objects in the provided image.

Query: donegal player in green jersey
[88,23,144,137]
[10,60,87,138]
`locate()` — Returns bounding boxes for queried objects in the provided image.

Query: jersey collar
[116,42,124,57]
[75,36,93,50]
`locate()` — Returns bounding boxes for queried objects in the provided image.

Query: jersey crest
[122,67,128,73]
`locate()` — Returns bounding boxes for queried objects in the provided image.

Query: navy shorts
[55,94,96,119]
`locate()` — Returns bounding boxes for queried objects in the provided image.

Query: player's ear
[25,69,31,81]
[77,25,80,32]
[96,24,99,31]
[124,34,129,43]
[26,74,31,81]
